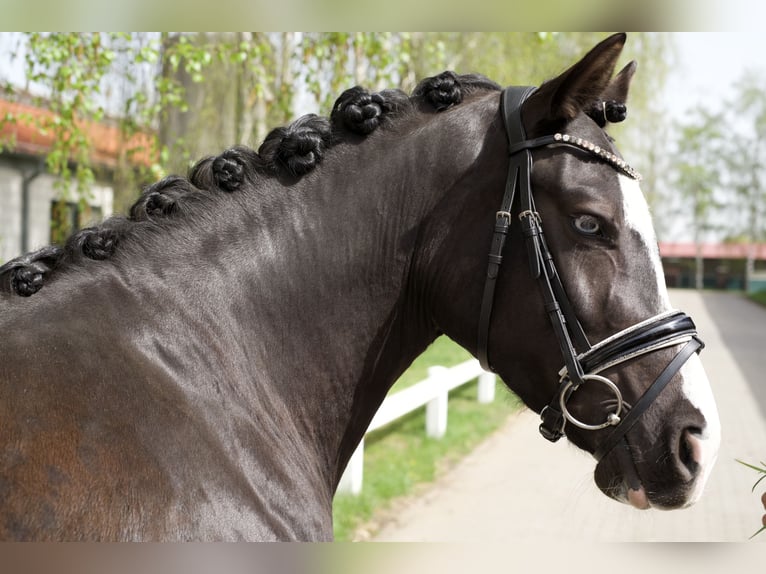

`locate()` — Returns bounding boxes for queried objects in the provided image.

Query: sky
[665,32,766,116]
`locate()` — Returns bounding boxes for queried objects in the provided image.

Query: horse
[0,33,720,541]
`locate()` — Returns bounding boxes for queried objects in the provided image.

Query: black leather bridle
[477,87,704,461]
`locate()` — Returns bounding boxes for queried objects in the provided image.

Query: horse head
[431,33,720,510]
[0,34,723,540]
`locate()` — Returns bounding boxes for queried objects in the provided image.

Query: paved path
[373,290,766,542]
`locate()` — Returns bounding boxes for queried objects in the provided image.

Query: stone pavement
[373,290,766,542]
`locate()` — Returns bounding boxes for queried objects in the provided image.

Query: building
[0,98,153,263]
[660,242,766,293]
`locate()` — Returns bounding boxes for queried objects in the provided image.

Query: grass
[748,290,766,307]
[389,336,472,392]
[331,336,523,541]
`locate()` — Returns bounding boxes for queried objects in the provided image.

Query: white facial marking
[679,353,721,504]
[618,174,671,311]
[618,174,720,504]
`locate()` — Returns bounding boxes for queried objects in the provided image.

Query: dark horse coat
[0,34,720,540]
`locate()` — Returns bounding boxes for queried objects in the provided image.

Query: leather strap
[579,311,697,375]
[477,86,535,371]
[478,87,592,379]
[593,336,704,461]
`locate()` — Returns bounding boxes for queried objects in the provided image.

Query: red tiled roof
[0,99,156,168]
[660,242,766,261]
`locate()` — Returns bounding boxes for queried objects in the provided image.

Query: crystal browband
[552,133,642,181]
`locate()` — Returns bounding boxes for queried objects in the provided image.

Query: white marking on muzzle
[679,353,721,503]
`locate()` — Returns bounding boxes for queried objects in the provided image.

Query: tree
[671,106,727,288]
[719,72,766,289]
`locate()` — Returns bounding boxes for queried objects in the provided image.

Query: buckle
[518,210,541,223]
[539,405,565,442]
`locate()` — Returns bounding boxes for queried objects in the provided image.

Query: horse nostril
[678,428,703,477]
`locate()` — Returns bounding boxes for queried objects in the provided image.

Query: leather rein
[477,87,704,461]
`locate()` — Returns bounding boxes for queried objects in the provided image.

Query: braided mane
[0,72,503,297]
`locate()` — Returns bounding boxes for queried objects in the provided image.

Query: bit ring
[559,374,623,431]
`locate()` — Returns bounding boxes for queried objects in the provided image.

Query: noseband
[477,86,704,461]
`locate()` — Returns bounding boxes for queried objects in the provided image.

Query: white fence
[337,359,496,495]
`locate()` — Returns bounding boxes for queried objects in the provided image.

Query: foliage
[735,459,766,538]
[669,105,730,288]
[23,33,113,191]
[3,34,116,239]
[723,74,766,245]
[666,67,766,247]
[302,33,402,111]
[672,107,727,241]
[749,290,766,307]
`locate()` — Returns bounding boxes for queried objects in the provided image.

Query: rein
[477,86,704,460]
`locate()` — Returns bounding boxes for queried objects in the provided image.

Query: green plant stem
[735,458,766,539]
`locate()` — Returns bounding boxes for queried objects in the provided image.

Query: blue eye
[572,214,602,235]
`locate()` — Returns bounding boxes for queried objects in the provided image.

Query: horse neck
[131,95,500,491]
[234,100,495,473]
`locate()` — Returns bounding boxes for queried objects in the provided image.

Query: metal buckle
[539,405,565,442]
[517,210,541,223]
[496,210,512,223]
[559,374,623,431]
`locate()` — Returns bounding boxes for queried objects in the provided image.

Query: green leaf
[736,459,766,474]
[752,473,766,492]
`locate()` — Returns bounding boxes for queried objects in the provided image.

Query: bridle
[477,86,704,461]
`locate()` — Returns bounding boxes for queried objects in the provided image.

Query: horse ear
[522,33,627,133]
[601,60,637,105]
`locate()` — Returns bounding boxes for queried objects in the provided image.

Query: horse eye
[572,214,602,236]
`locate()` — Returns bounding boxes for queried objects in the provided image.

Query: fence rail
[337,359,495,495]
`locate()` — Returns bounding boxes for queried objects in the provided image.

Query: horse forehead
[618,174,654,239]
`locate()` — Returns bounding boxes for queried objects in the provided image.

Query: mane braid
[330,86,410,135]
[0,71,503,298]
[258,115,334,177]
[131,175,202,221]
[0,245,62,296]
[412,72,501,111]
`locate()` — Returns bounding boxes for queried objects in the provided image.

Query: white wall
[0,162,114,263]
[0,165,22,263]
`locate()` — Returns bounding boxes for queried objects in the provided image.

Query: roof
[0,98,156,169]
[659,242,766,261]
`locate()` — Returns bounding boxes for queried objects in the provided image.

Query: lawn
[748,290,766,307]
[331,336,523,541]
